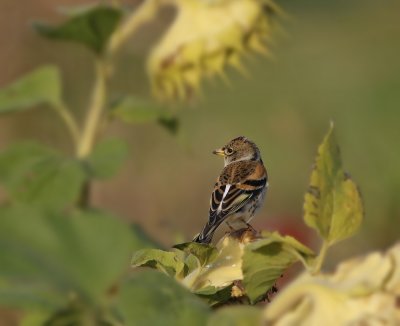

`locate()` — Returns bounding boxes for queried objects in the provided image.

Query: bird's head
[213,136,261,165]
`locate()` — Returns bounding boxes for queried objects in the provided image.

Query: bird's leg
[240,218,256,232]
[246,223,256,232]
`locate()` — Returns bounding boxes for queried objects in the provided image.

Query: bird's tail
[192,218,224,244]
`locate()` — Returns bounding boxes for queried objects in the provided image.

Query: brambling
[193,136,268,244]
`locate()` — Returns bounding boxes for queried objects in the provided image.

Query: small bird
[193,136,268,244]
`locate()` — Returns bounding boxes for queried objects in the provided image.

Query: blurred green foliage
[0,66,61,113]
[34,6,122,54]
[0,142,85,209]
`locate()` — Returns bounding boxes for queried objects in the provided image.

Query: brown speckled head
[213,136,261,166]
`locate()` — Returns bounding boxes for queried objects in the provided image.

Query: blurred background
[0,0,399,266]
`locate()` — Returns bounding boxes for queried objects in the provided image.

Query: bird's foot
[245,222,256,232]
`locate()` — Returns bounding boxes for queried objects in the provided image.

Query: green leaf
[183,250,202,275]
[40,298,105,326]
[16,159,85,210]
[0,66,61,114]
[0,142,55,189]
[116,270,210,326]
[208,306,262,326]
[241,231,314,304]
[20,310,51,326]
[259,231,315,268]
[173,242,218,266]
[86,138,128,179]
[0,142,86,210]
[0,206,142,308]
[304,123,364,245]
[158,116,179,135]
[194,284,233,307]
[194,285,225,296]
[132,249,186,278]
[33,6,122,54]
[0,277,64,311]
[110,96,179,134]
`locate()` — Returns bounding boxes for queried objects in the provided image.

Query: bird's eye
[225,147,234,155]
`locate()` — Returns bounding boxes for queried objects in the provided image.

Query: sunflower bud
[147,0,278,101]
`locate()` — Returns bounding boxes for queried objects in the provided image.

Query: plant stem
[77,58,107,158]
[53,102,80,147]
[76,0,163,153]
[78,0,167,157]
[108,0,161,56]
[74,0,166,206]
[312,240,329,274]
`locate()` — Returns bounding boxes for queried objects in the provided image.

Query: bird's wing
[208,161,267,226]
[193,161,267,243]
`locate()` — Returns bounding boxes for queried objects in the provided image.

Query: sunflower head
[147,0,279,101]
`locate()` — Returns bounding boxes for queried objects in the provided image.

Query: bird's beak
[212,148,225,156]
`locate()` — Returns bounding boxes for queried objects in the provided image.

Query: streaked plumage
[193,136,268,244]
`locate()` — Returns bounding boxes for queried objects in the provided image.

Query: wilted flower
[147,0,278,101]
[264,243,400,326]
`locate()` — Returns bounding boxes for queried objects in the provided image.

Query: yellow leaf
[304,123,363,245]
